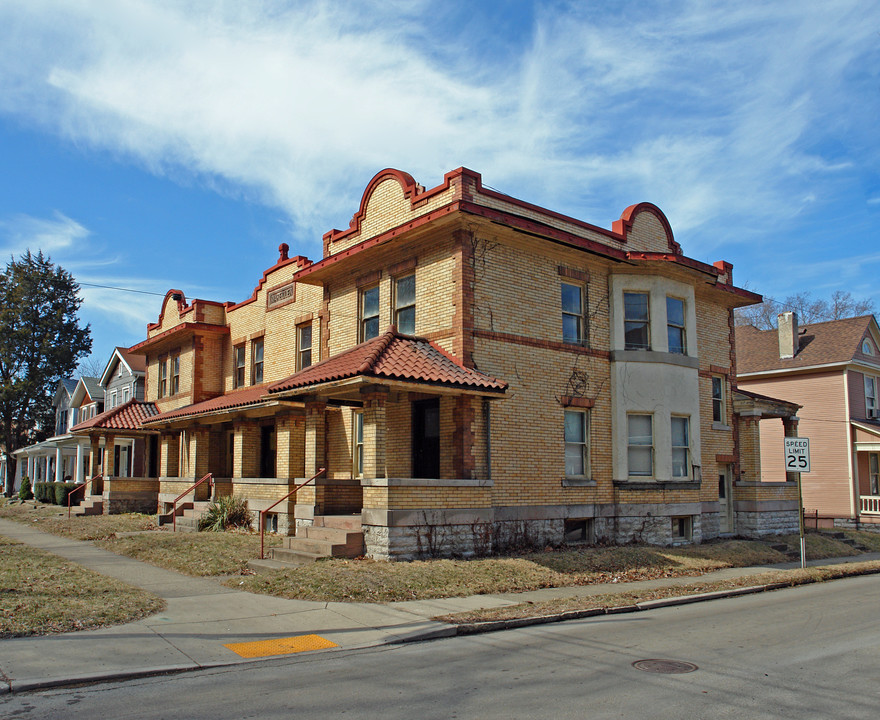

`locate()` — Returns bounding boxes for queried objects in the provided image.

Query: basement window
[671,516,693,542]
[564,518,594,544]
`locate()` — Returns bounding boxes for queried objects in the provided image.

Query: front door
[260,425,276,479]
[719,465,734,533]
[412,399,440,479]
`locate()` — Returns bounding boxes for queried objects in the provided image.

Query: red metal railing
[67,474,103,519]
[259,467,325,559]
[172,473,214,532]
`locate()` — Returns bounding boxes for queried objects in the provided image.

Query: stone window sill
[712,422,731,431]
[613,480,701,490]
[562,477,596,487]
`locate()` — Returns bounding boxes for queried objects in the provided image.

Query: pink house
[736,313,880,528]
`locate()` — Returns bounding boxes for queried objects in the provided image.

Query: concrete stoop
[71,496,104,516]
[248,515,365,574]
[157,501,212,532]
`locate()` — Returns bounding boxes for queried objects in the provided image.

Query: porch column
[75,443,84,484]
[276,414,305,480]
[89,436,102,479]
[304,401,326,477]
[103,434,116,477]
[360,387,388,479]
[27,456,33,482]
[782,416,800,483]
[452,395,477,480]
[45,455,51,483]
[159,432,180,477]
[54,447,63,483]
[191,428,211,478]
[233,422,260,478]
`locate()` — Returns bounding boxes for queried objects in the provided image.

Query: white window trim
[627,413,654,478]
[671,415,691,479]
[352,410,364,478]
[564,409,590,479]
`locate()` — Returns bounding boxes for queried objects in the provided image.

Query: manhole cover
[632,659,698,674]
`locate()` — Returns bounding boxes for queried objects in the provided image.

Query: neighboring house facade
[736,313,880,528]
[101,166,799,558]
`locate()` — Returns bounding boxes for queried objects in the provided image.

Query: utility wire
[77,281,167,297]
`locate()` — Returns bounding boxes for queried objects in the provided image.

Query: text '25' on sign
[783,437,811,473]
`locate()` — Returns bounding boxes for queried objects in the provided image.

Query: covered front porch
[852,420,880,526]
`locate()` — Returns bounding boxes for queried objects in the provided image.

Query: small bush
[34,482,52,503]
[198,495,252,532]
[53,482,80,506]
[18,476,33,501]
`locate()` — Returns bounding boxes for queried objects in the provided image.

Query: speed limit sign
[784,437,811,473]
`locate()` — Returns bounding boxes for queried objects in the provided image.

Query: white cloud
[0,0,877,248]
[0,212,91,258]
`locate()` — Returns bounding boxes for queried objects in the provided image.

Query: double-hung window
[110,390,117,408]
[564,409,590,477]
[297,324,312,370]
[394,275,416,335]
[866,376,877,418]
[360,286,380,341]
[353,410,364,478]
[158,359,168,399]
[561,283,586,345]
[671,416,690,478]
[251,339,264,385]
[666,297,686,354]
[624,292,650,350]
[233,345,246,389]
[712,376,725,423]
[170,354,180,395]
[627,414,653,477]
[122,386,130,404]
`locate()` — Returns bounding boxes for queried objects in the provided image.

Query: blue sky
[0,0,878,369]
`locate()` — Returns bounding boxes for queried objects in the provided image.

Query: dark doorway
[260,425,276,479]
[148,436,158,477]
[412,399,440,478]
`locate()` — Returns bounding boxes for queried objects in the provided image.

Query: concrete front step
[313,515,362,531]
[72,500,103,517]
[294,526,362,544]
[247,557,311,574]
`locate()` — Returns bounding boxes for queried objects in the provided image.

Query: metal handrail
[68,474,103,519]
[260,468,326,559]
[172,472,214,532]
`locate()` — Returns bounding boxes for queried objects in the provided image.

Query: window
[561,283,587,345]
[666,296,686,354]
[870,454,879,496]
[866,376,877,418]
[672,516,693,541]
[110,390,117,408]
[671,416,690,478]
[624,292,650,350]
[122,386,130,404]
[564,409,589,477]
[170,354,180,395]
[297,324,312,370]
[353,410,364,477]
[360,286,380,341]
[627,414,653,477]
[394,274,416,335]
[712,376,725,423]
[863,339,875,356]
[158,359,168,399]
[251,339,264,385]
[233,345,246,389]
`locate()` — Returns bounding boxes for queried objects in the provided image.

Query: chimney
[778,311,799,359]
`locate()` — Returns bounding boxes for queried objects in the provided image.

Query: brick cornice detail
[558,266,590,283]
[474,329,610,359]
[559,396,595,408]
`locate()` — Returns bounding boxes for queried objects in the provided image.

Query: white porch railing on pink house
[860,495,880,515]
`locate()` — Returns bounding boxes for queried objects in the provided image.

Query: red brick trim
[453,229,476,368]
[356,270,382,288]
[558,266,590,282]
[474,329,610,359]
[320,287,330,361]
[452,395,476,479]
[559,396,595,408]
[709,364,729,375]
[612,202,680,253]
[388,257,418,276]
[248,330,265,341]
[295,312,314,326]
[421,329,455,343]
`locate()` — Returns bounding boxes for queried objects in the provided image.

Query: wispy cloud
[0,0,877,275]
[0,212,90,258]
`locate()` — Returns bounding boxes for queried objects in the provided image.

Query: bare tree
[77,355,106,379]
[736,290,875,330]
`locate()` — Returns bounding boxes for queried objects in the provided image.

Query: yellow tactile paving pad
[223,634,339,658]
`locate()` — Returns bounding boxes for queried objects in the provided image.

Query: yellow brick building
[115,167,799,558]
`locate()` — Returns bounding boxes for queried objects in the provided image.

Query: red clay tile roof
[71,399,160,432]
[269,327,507,395]
[736,316,875,374]
[143,385,271,424]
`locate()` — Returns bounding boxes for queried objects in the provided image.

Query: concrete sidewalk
[2,517,878,694]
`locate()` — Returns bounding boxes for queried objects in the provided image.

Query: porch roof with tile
[268,327,507,397]
[142,385,274,425]
[70,399,160,435]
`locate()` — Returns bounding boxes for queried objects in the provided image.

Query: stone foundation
[734,509,799,536]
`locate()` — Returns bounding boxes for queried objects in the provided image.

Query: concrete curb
[449,567,880,636]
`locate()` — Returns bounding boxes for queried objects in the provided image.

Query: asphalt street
[3,573,878,719]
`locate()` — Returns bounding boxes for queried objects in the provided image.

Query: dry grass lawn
[0,534,165,637]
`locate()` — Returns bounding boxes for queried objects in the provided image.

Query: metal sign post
[784,437,810,569]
